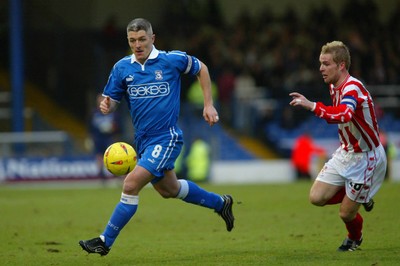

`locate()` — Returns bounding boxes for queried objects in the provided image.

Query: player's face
[319,53,342,86]
[127,30,155,64]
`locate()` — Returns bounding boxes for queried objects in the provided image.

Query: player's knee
[339,209,357,222]
[122,180,139,195]
[309,192,326,206]
[309,198,325,206]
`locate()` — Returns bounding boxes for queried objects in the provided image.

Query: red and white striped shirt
[313,75,381,153]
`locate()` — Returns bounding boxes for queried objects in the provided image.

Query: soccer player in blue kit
[79,18,234,256]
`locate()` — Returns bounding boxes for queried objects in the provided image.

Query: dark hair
[126,18,153,35]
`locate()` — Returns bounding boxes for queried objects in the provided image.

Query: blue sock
[101,193,138,248]
[176,179,224,211]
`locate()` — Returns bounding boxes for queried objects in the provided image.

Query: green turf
[1,180,399,266]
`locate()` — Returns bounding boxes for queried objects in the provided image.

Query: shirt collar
[130,45,159,64]
[333,74,350,90]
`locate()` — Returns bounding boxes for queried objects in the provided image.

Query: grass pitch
[1,180,399,266]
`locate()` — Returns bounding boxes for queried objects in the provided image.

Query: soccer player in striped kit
[289,41,387,251]
[79,18,234,256]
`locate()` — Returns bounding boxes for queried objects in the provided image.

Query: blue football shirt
[103,46,201,136]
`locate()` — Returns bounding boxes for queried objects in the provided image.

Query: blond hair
[321,41,351,70]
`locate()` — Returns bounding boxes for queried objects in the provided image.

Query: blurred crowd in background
[91,1,400,125]
[159,0,400,140]
[1,0,400,157]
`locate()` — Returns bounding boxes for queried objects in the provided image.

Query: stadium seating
[179,108,257,161]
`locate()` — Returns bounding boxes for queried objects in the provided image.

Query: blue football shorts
[135,126,183,183]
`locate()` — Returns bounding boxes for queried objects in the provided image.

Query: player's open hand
[289,92,314,111]
[203,105,219,126]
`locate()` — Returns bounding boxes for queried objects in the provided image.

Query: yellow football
[103,142,137,176]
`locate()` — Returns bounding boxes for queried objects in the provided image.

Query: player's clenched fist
[99,96,117,114]
[99,96,110,114]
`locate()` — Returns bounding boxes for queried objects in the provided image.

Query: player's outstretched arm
[289,92,353,124]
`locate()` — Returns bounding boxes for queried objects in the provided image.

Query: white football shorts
[316,144,387,203]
